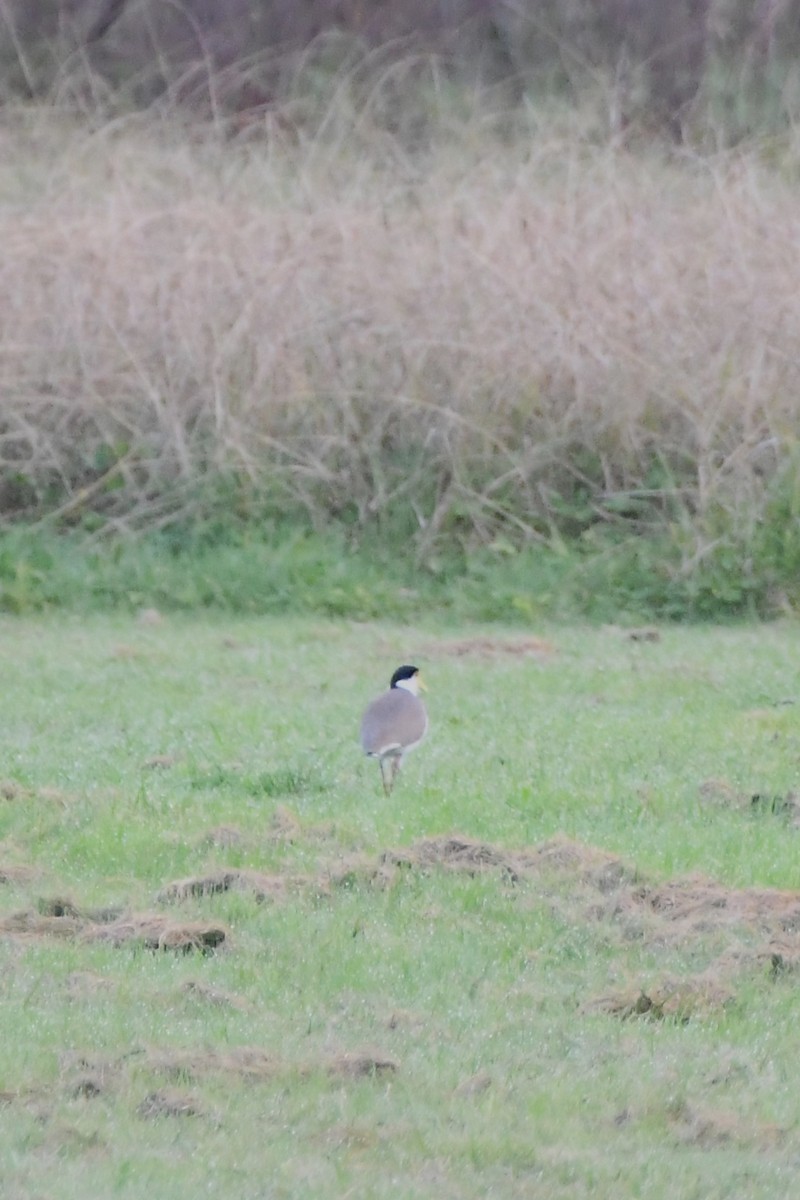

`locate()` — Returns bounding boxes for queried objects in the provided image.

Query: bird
[360,665,428,795]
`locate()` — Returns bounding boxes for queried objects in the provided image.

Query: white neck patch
[395,675,420,696]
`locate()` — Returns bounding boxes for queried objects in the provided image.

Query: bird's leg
[390,756,402,791]
[380,758,392,796]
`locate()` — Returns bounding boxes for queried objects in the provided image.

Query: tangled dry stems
[1,108,799,557]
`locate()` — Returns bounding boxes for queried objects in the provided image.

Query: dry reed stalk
[0,112,798,548]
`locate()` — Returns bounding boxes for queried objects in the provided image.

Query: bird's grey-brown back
[360,664,428,795]
[360,686,427,758]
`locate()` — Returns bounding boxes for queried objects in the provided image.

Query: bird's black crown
[390,664,419,688]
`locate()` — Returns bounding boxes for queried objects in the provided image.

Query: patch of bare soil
[422,635,556,660]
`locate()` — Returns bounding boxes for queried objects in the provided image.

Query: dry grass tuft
[2,111,800,561]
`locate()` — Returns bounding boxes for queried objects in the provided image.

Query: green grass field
[2,614,800,1198]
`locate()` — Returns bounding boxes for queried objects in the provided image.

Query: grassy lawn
[1,614,800,1198]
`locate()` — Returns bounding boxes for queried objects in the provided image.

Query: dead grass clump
[422,636,557,660]
[36,896,123,922]
[0,863,39,886]
[667,1103,786,1150]
[390,836,520,875]
[200,824,247,849]
[699,779,800,825]
[143,754,180,770]
[137,1089,204,1119]
[0,904,227,952]
[268,805,303,840]
[179,980,251,1011]
[625,627,661,643]
[148,1046,280,1082]
[527,836,633,892]
[59,1049,133,1096]
[633,877,800,938]
[158,868,304,904]
[583,973,736,1021]
[0,781,31,801]
[328,834,632,893]
[66,971,115,998]
[147,1045,397,1083]
[86,914,227,953]
[326,1053,398,1079]
[0,909,86,940]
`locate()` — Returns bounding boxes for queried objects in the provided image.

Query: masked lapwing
[360,665,428,795]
